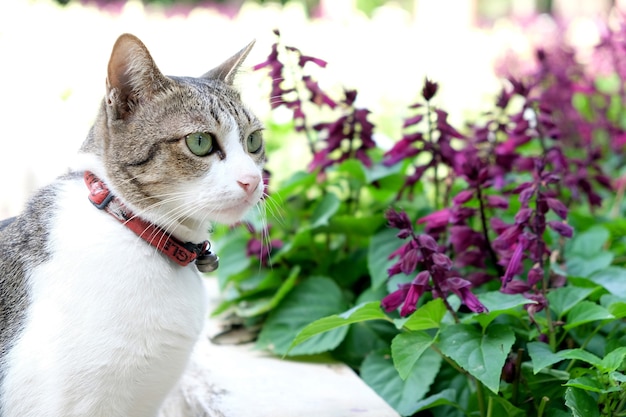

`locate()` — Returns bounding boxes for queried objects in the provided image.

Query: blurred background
[0,0,619,217]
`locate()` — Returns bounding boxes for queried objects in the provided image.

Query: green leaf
[400,298,447,331]
[363,161,403,183]
[368,228,408,290]
[564,377,618,394]
[275,170,316,197]
[310,192,341,229]
[391,331,434,380]
[488,395,526,417]
[599,347,626,373]
[600,294,626,319]
[588,267,626,298]
[439,323,515,393]
[335,158,367,183]
[361,349,442,416]
[290,301,389,350]
[567,253,614,278]
[214,229,251,289]
[234,266,300,317]
[328,215,385,236]
[564,301,614,330]
[547,286,598,319]
[474,291,535,328]
[527,341,562,374]
[566,225,612,278]
[256,277,348,356]
[564,386,600,417]
[568,225,609,254]
[409,389,458,413]
[558,349,602,367]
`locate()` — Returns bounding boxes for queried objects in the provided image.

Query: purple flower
[421,78,439,101]
[547,221,574,238]
[385,208,412,230]
[245,224,284,267]
[502,241,525,284]
[381,283,410,312]
[546,198,568,219]
[309,91,376,172]
[444,277,488,313]
[381,271,430,316]
[417,209,451,232]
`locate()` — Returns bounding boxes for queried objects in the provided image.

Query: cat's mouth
[205,196,262,225]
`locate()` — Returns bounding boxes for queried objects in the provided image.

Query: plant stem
[486,395,493,417]
[475,184,505,277]
[511,348,524,406]
[425,101,440,209]
[476,379,487,417]
[537,396,550,417]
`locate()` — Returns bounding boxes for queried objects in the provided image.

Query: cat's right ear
[201,40,255,86]
[106,34,169,120]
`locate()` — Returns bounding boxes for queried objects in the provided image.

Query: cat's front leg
[158,325,218,417]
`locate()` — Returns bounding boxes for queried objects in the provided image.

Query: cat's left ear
[106,34,170,120]
[201,40,255,85]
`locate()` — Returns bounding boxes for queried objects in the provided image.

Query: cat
[0,33,265,416]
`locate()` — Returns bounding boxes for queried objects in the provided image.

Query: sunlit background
[0,0,618,217]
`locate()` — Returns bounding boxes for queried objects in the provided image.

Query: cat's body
[0,34,264,416]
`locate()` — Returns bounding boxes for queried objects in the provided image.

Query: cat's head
[80,34,265,242]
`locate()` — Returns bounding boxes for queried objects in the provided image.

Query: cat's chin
[208,204,258,226]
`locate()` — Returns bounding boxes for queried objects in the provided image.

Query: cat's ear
[106,34,170,120]
[201,40,255,85]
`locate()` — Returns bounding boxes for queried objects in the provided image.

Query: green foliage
[211,27,626,417]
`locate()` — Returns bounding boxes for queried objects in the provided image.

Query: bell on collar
[196,251,219,273]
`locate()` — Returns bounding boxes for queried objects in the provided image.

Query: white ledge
[165,278,400,417]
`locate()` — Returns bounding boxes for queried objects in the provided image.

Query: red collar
[84,171,218,272]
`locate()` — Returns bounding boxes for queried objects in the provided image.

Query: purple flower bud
[417,234,439,252]
[594,174,612,190]
[421,78,439,101]
[387,262,403,278]
[299,54,328,68]
[486,195,509,209]
[547,221,573,238]
[400,281,424,316]
[519,186,535,205]
[502,242,524,284]
[501,279,530,294]
[401,248,419,274]
[453,189,475,205]
[417,209,451,231]
[494,225,522,250]
[446,278,488,313]
[403,114,424,128]
[514,208,533,225]
[546,198,568,219]
[396,229,412,239]
[512,181,533,194]
[527,265,543,286]
[381,283,410,312]
[431,253,453,270]
[413,270,430,285]
[385,208,412,230]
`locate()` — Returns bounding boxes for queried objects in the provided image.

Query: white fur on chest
[2,178,208,417]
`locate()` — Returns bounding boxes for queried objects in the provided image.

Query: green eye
[246,130,263,154]
[185,132,214,156]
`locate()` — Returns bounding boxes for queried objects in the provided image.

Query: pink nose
[237,174,261,195]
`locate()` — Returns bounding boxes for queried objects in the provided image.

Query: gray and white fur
[0,33,265,416]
